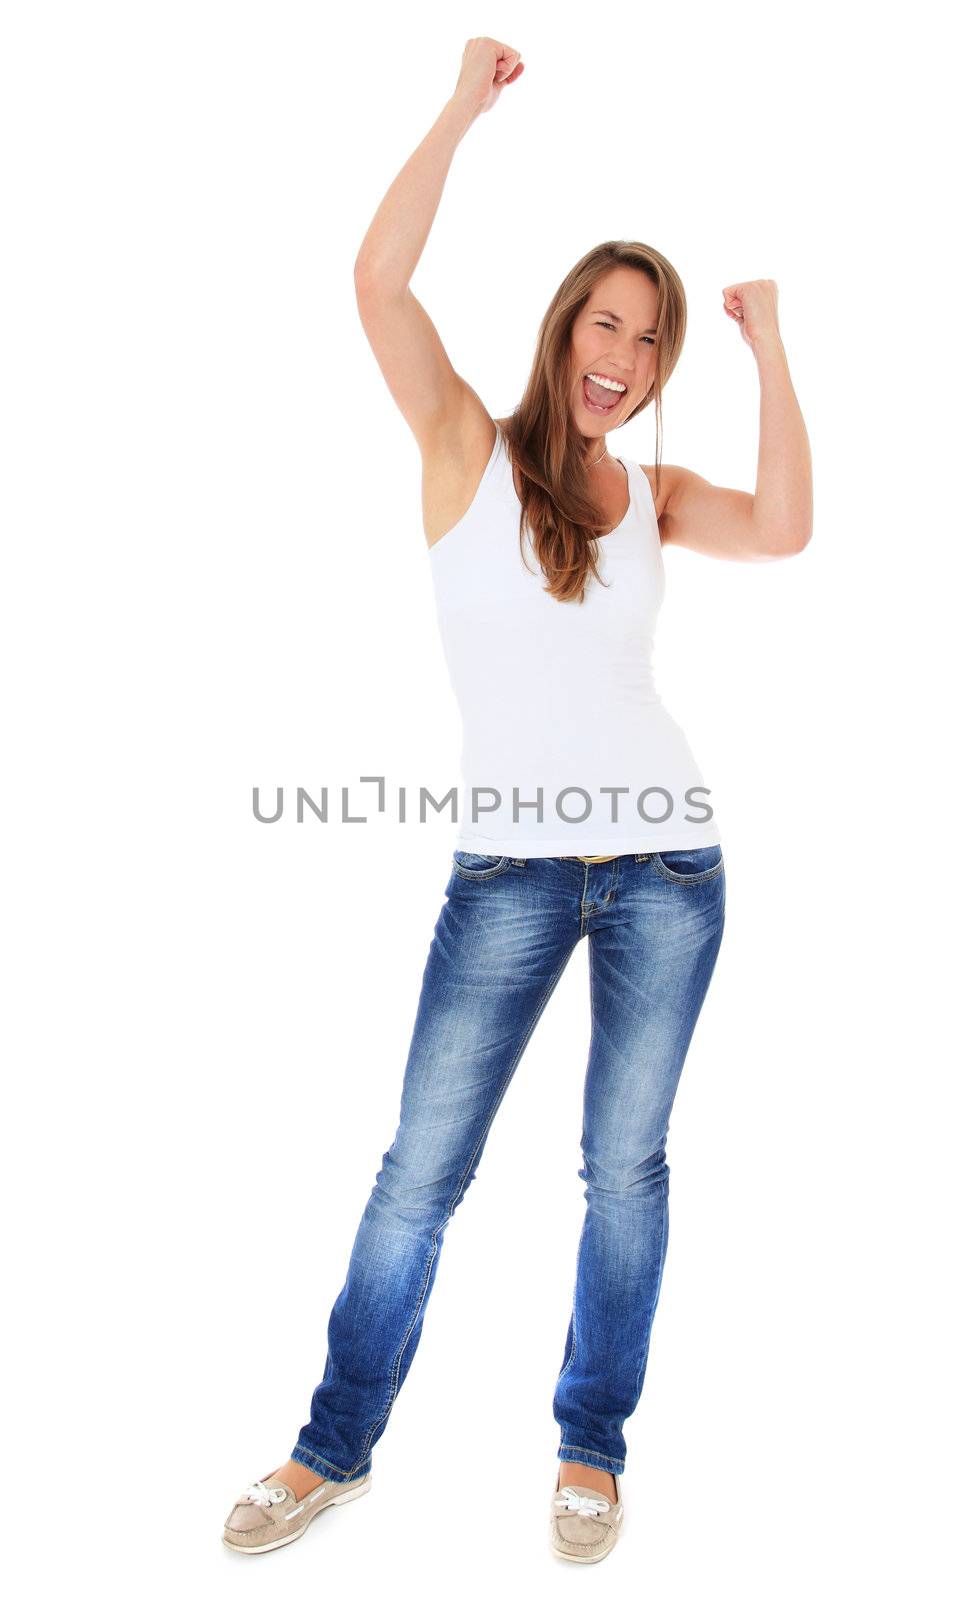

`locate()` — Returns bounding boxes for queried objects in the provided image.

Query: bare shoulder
[421,385,501,551]
[638,463,683,524]
[639,463,703,544]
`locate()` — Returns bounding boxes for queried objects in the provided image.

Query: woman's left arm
[659,280,813,561]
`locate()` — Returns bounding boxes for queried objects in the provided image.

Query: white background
[3,3,953,1595]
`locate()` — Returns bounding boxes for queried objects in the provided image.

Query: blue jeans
[292,845,726,1482]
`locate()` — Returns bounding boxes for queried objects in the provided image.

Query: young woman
[223,38,812,1565]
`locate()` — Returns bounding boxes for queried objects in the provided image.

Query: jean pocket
[651,844,724,885]
[452,850,513,881]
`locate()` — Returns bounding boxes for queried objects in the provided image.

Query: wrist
[442,94,480,139]
[752,330,787,364]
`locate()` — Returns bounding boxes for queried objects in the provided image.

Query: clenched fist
[452,37,524,120]
[722,279,781,350]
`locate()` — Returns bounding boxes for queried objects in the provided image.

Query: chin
[576,407,612,435]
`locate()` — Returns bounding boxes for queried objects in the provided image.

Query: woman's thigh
[387,852,582,1179]
[580,847,727,1170]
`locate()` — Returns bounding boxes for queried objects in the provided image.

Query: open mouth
[581,374,627,414]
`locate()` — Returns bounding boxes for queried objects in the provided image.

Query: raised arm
[659,280,813,560]
[352,39,523,455]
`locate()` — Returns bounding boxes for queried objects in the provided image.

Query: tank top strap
[492,421,520,506]
[486,420,513,501]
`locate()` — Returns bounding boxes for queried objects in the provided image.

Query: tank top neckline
[496,421,637,543]
[427,421,639,560]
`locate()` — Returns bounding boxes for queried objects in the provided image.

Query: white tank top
[428,422,721,857]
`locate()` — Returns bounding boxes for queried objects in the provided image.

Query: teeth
[585,372,627,394]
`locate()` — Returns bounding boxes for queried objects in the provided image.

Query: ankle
[558,1461,617,1504]
[279,1458,326,1496]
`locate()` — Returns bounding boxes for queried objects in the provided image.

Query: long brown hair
[499,240,687,604]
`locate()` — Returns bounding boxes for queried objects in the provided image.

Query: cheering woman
[223,36,811,1565]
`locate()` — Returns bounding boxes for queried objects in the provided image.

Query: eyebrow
[593,308,658,334]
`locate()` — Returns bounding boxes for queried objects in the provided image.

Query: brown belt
[567,853,620,863]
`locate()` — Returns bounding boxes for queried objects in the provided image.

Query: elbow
[353,256,377,294]
[353,255,380,295]
[786,522,813,555]
[764,521,812,558]
[354,255,401,295]
[353,260,408,313]
[748,500,813,558]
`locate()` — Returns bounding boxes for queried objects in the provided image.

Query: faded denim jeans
[292,845,726,1482]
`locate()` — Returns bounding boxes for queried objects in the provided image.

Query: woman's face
[569,267,659,437]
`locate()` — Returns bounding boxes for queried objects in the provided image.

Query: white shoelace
[554,1486,610,1517]
[240,1480,287,1507]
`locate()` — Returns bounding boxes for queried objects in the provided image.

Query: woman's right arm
[353,39,523,454]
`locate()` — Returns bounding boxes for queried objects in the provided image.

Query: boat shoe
[222,1465,371,1553]
[549,1469,624,1563]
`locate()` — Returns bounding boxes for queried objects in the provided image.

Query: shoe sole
[222,1477,371,1554]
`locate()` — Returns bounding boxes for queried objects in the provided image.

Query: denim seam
[578,857,622,929]
[650,855,724,886]
[290,1444,368,1481]
[578,862,590,936]
[451,856,513,881]
[558,1444,625,1472]
[350,935,580,1472]
[631,1167,669,1415]
[555,1236,581,1386]
[556,938,598,1389]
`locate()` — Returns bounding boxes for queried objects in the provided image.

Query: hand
[721,279,781,351]
[452,36,524,120]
